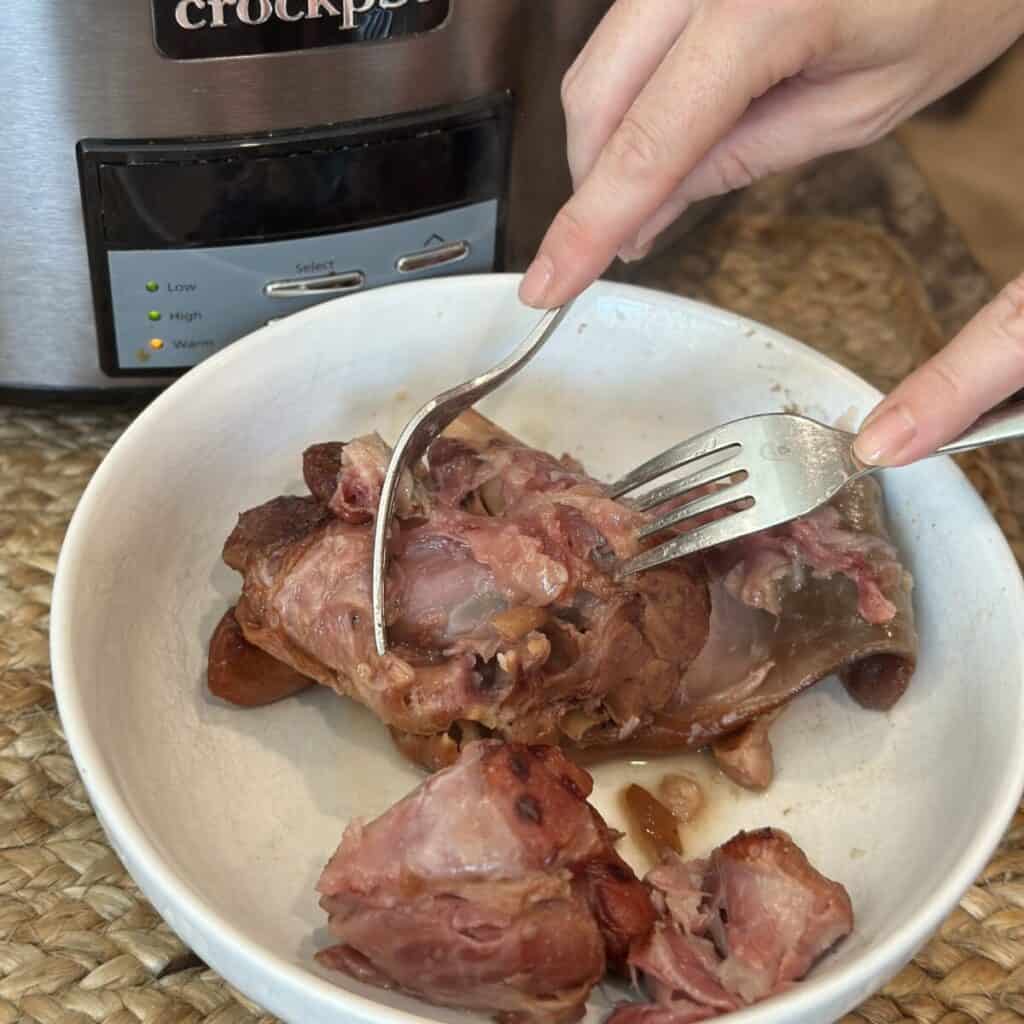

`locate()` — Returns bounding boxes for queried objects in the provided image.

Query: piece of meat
[315,742,850,1024]
[710,710,782,791]
[302,442,345,505]
[222,495,330,574]
[644,854,710,937]
[581,477,917,769]
[720,501,900,625]
[573,846,658,970]
[706,829,854,1002]
[630,924,738,1012]
[608,999,716,1024]
[207,607,313,706]
[216,416,710,759]
[212,413,915,789]
[304,435,428,524]
[316,741,654,1023]
[658,774,704,825]
[840,652,915,711]
[612,829,853,1022]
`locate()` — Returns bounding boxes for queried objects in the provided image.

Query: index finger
[519,0,834,308]
[563,0,697,190]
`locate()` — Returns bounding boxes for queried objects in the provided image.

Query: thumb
[853,272,1024,467]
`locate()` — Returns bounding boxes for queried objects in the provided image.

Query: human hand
[519,0,1024,310]
[853,272,1024,466]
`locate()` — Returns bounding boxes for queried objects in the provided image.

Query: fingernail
[853,404,917,465]
[618,241,653,264]
[634,224,661,253]
[519,254,554,308]
[859,402,885,430]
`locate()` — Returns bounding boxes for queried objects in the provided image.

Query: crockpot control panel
[77,97,511,377]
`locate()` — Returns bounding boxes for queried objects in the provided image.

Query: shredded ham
[721,504,901,625]
[608,830,853,1023]
[317,743,853,1024]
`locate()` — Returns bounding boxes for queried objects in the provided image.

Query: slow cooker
[0,1,616,395]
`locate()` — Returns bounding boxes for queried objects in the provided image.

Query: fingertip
[518,254,554,308]
[852,404,917,467]
[618,240,653,264]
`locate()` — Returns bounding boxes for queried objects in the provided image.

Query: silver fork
[611,403,1024,578]
[372,299,577,656]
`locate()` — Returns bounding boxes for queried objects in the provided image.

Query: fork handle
[930,400,1024,458]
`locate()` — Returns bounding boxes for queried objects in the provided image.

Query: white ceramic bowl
[52,275,1024,1024]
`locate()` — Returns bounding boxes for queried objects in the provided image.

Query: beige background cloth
[900,39,1024,290]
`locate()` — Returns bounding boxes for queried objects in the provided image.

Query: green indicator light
[145,280,159,293]
[148,310,162,322]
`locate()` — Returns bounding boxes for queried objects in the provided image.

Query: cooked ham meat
[209,411,916,785]
[316,740,655,1023]
[317,743,852,1023]
[609,829,853,1024]
[709,710,782,791]
[582,477,917,786]
[213,412,709,759]
[207,608,312,707]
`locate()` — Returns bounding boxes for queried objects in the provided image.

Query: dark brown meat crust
[302,442,344,505]
[222,495,330,574]
[207,608,313,706]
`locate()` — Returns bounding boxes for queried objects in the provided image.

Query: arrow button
[397,240,471,274]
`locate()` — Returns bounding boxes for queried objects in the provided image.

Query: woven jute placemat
[3,158,1024,1024]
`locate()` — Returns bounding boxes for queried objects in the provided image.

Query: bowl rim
[51,273,1024,1024]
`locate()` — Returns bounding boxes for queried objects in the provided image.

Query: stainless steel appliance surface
[0,1,613,394]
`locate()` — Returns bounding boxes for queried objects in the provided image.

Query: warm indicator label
[153,0,450,59]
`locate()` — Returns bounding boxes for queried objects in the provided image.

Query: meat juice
[585,754,747,872]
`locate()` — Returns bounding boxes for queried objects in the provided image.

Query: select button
[396,240,470,274]
[264,270,365,299]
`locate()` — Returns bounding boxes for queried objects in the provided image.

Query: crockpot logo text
[174,0,435,31]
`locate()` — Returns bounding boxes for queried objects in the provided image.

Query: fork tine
[617,507,762,578]
[608,427,738,498]
[637,479,751,538]
[629,449,744,512]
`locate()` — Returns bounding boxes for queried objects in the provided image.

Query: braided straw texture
[2,138,1022,1023]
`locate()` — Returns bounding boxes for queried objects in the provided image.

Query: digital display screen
[84,103,509,248]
